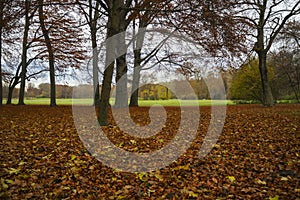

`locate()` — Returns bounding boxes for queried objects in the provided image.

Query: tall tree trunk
[112,0,130,108]
[7,81,18,105]
[258,51,274,106]
[18,0,30,105]
[98,0,128,125]
[129,65,141,106]
[115,51,128,108]
[7,87,13,104]
[254,1,275,107]
[129,49,142,107]
[129,26,146,107]
[90,0,100,106]
[38,0,56,106]
[98,11,117,125]
[0,1,3,106]
[114,27,128,107]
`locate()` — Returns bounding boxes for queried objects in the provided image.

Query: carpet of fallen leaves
[0,104,299,199]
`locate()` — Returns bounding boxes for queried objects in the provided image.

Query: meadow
[5,98,235,106]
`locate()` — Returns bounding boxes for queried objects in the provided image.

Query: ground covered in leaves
[0,104,299,199]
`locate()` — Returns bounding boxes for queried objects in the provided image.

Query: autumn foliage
[0,104,299,199]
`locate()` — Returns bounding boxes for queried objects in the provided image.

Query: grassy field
[4,98,235,106]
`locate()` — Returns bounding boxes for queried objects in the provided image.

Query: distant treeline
[1,79,217,100]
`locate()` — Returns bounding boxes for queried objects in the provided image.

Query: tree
[270,21,300,102]
[176,62,209,99]
[0,0,21,105]
[18,0,32,105]
[77,0,105,106]
[128,0,169,107]
[98,0,133,125]
[96,0,250,125]
[38,0,56,106]
[35,0,86,106]
[235,0,300,106]
[0,1,4,106]
[230,58,276,102]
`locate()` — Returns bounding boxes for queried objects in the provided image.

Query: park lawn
[5,98,235,106]
[0,104,299,199]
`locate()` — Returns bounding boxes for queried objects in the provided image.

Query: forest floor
[0,104,299,199]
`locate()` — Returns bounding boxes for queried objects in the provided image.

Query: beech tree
[77,0,105,106]
[18,0,33,105]
[96,0,249,125]
[129,0,172,107]
[35,0,86,106]
[0,0,21,105]
[270,21,300,102]
[97,0,134,125]
[37,0,57,106]
[234,0,300,106]
[0,1,4,106]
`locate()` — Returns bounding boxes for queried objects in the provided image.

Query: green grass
[4,98,235,106]
[5,98,93,105]
[138,99,233,106]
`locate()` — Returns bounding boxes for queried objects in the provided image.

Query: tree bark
[129,49,142,107]
[257,51,274,106]
[115,52,128,108]
[0,1,3,106]
[98,1,118,125]
[98,0,130,125]
[254,2,275,107]
[18,0,30,105]
[113,2,129,108]
[38,0,56,106]
[7,80,18,105]
[90,0,100,106]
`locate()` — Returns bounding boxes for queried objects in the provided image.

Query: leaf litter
[0,104,299,199]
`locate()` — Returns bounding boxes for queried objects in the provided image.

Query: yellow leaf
[295,188,300,192]
[18,161,26,166]
[269,195,279,200]
[280,177,288,181]
[181,188,198,197]
[1,178,8,190]
[70,155,77,160]
[130,140,136,144]
[117,142,124,147]
[5,168,20,175]
[137,172,148,181]
[174,164,190,171]
[226,176,236,182]
[5,179,13,184]
[154,171,164,181]
[256,179,266,185]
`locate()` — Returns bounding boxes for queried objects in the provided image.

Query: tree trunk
[98,0,128,125]
[0,1,3,106]
[92,30,100,106]
[129,26,146,107]
[38,0,56,106]
[115,52,128,108]
[258,51,274,106]
[7,82,17,105]
[91,0,100,106]
[18,0,30,105]
[129,62,141,107]
[98,11,117,125]
[98,62,114,126]
[255,5,275,107]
